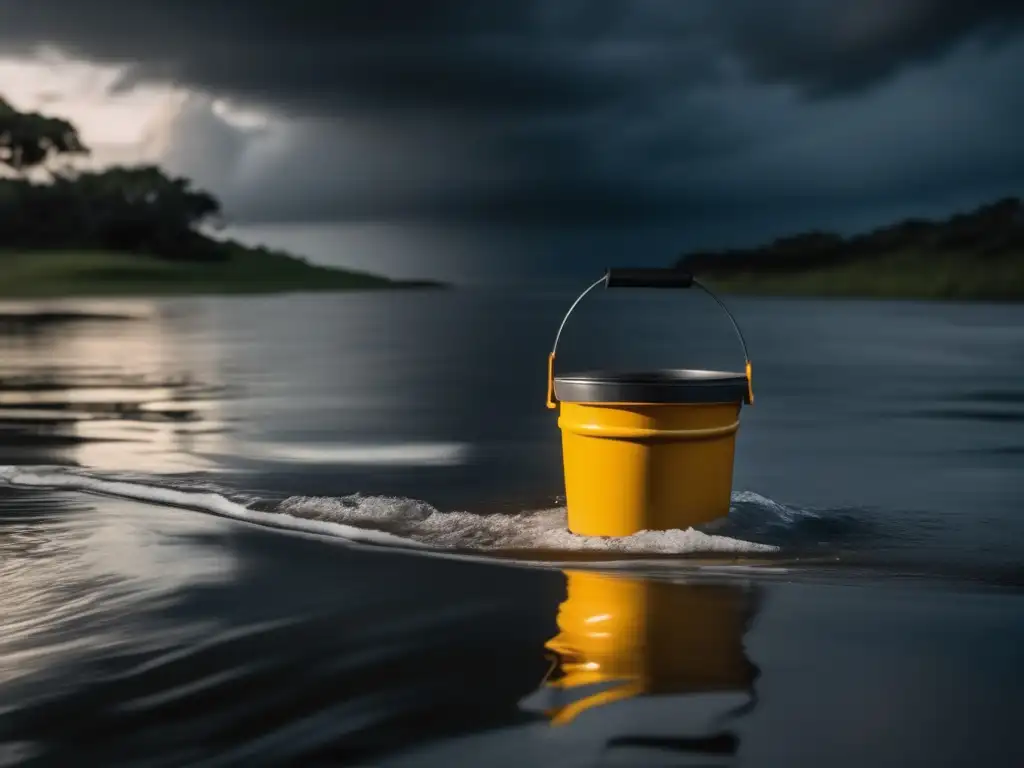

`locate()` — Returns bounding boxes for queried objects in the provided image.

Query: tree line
[1,95,227,261]
[677,197,1024,277]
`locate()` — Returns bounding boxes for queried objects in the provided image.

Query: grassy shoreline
[677,198,1024,302]
[0,247,443,299]
[698,250,1024,302]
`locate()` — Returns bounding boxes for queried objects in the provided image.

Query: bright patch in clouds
[211,99,270,130]
[0,50,184,164]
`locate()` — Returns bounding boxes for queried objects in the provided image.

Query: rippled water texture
[1,291,1023,766]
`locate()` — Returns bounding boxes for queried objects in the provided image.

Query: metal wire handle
[546,270,754,409]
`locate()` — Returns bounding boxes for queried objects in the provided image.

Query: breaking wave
[0,465,811,567]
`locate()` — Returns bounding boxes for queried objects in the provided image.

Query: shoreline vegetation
[0,95,441,299]
[0,247,441,299]
[676,197,1024,301]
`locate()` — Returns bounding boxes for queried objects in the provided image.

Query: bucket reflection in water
[524,570,761,761]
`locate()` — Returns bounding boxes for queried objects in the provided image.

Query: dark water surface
[1,290,1023,766]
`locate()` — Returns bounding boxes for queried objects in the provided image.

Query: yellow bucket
[546,268,754,537]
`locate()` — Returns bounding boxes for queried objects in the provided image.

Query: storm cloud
[1,0,1023,246]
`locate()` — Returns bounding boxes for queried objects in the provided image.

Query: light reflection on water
[0,491,236,694]
[0,300,233,473]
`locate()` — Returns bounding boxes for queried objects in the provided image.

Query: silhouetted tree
[0,96,89,175]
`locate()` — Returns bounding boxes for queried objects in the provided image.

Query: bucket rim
[553,367,749,405]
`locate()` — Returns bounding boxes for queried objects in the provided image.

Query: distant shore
[0,245,444,299]
[698,250,1024,302]
[677,197,1024,301]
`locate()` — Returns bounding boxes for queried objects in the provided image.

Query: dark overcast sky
[2,1,1023,278]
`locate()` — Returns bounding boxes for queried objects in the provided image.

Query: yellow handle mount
[546,352,557,410]
[745,359,754,405]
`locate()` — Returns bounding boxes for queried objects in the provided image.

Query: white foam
[0,465,425,551]
[279,495,777,554]
[0,466,778,562]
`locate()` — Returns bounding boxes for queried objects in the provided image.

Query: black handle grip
[605,268,694,289]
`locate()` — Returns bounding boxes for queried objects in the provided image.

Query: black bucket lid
[554,368,749,405]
